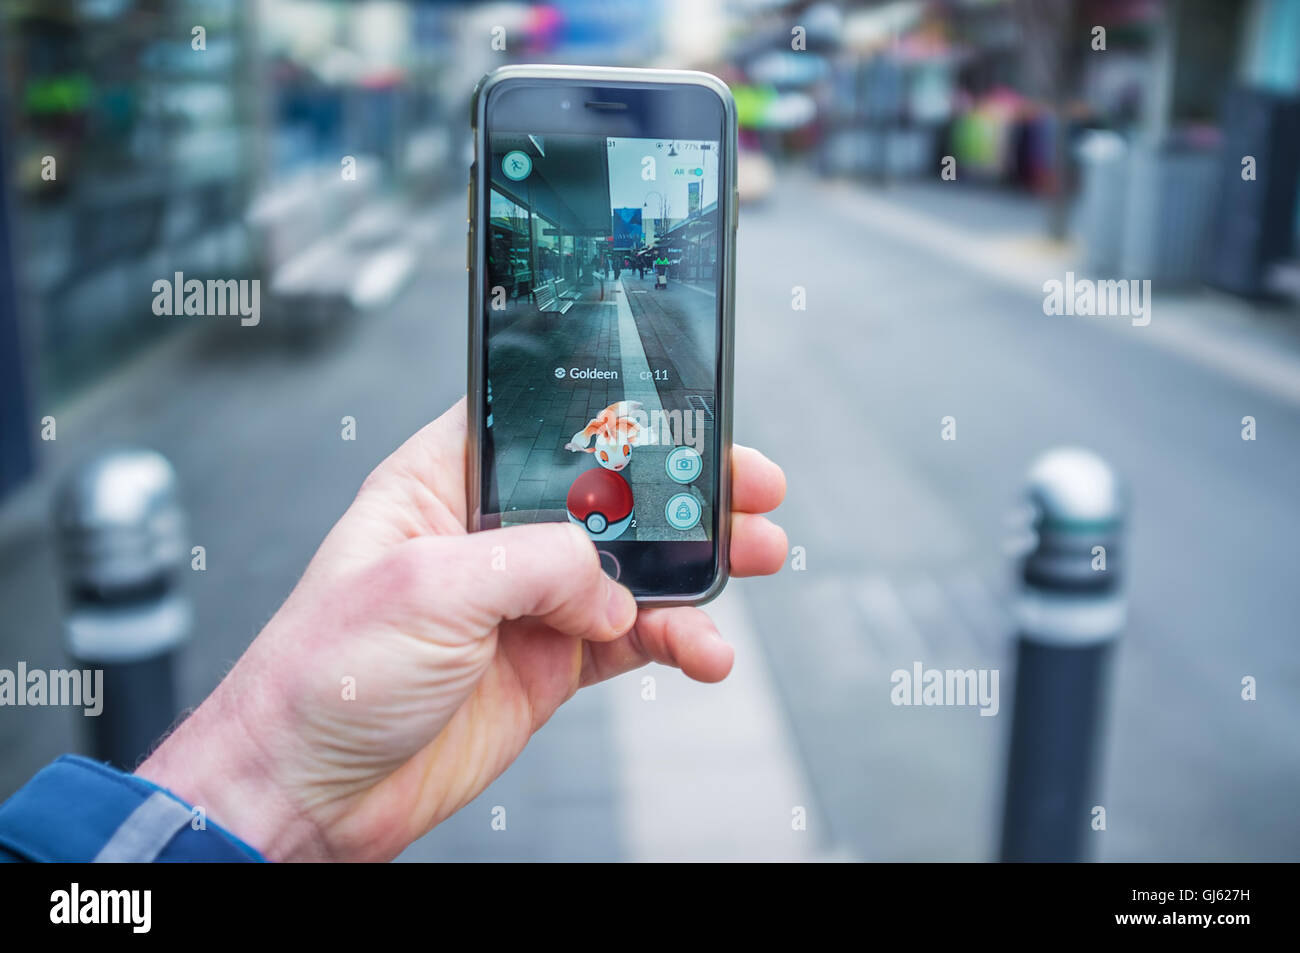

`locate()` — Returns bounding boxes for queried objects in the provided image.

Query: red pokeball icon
[566,467,634,541]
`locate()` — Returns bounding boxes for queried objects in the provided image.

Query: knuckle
[371,539,427,601]
[368,536,455,610]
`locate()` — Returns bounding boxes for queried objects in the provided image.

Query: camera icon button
[665,446,702,485]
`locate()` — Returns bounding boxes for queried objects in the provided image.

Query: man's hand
[138,398,787,861]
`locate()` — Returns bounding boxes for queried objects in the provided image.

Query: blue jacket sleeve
[0,755,265,862]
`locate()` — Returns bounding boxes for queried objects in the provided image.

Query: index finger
[731,444,786,514]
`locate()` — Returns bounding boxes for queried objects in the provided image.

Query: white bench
[534,280,573,314]
[552,277,581,301]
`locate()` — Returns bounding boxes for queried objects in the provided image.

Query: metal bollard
[53,449,192,770]
[1000,448,1126,862]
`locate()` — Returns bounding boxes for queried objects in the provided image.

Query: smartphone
[466,65,737,605]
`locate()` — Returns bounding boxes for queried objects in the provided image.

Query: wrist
[136,665,331,862]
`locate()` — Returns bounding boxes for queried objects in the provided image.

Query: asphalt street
[2,173,1297,860]
[730,174,1300,861]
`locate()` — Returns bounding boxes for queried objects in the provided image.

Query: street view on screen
[483,134,721,542]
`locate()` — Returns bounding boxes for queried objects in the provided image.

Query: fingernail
[605,579,636,632]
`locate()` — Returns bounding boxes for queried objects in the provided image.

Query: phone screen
[477,82,728,596]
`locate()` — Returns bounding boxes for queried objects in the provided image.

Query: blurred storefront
[488,133,611,306]
[724,0,1300,295]
[3,0,1298,504]
[0,0,464,502]
[1,0,258,400]
[656,201,718,282]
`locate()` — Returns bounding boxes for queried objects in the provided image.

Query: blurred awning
[842,0,926,53]
[733,85,818,131]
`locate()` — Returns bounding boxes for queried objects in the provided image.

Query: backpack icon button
[665,493,701,531]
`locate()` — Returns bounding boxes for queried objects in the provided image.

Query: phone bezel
[467,65,737,606]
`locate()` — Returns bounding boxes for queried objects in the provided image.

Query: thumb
[401,522,637,642]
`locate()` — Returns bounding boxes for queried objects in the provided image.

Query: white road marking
[610,282,676,539]
[899,573,976,658]
[950,568,1014,654]
[801,575,877,686]
[602,586,830,860]
[613,281,661,413]
[856,574,926,660]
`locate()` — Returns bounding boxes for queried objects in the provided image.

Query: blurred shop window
[561,234,576,285]
[489,189,532,301]
[2,0,256,401]
[532,212,560,284]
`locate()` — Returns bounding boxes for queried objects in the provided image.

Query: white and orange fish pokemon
[564,400,644,471]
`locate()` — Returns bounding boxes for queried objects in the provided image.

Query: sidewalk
[821,175,1300,407]
[487,281,625,523]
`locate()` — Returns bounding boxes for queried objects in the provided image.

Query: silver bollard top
[53,448,188,598]
[1023,447,1125,592]
[1027,448,1124,532]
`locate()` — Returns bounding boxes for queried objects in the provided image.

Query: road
[2,172,1296,861]
[728,173,1300,861]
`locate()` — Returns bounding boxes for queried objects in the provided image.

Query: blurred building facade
[2,0,1298,501]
